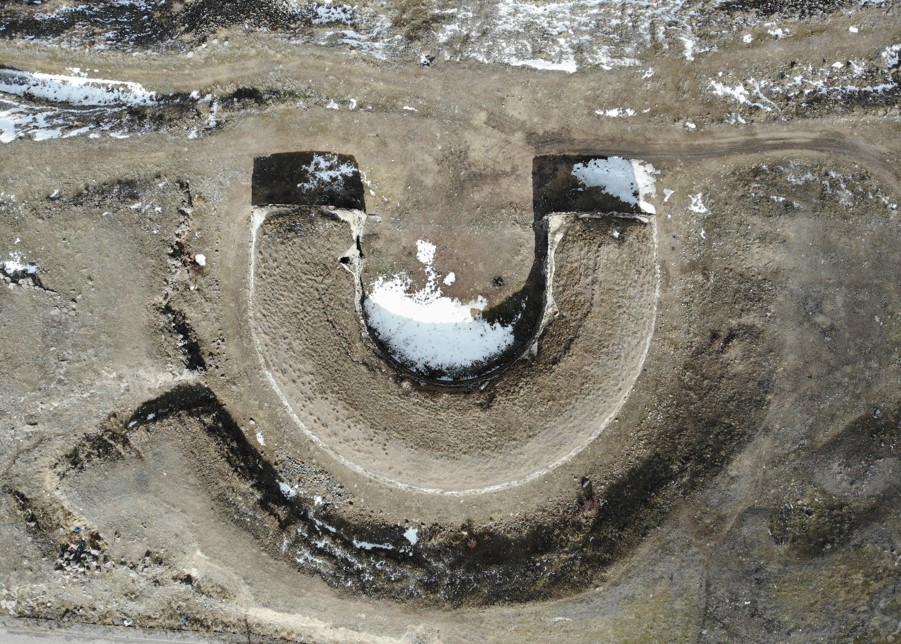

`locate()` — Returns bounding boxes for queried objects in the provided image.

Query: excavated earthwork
[0,7,899,633]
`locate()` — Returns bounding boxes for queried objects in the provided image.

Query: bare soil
[0,1,899,641]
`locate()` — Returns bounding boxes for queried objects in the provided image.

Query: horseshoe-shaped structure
[249,151,660,493]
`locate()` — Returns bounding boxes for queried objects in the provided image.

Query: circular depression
[249,208,659,493]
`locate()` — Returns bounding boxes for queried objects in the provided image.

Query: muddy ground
[0,0,899,642]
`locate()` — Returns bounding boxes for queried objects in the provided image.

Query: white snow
[596,107,636,118]
[742,34,753,44]
[352,539,395,551]
[684,121,697,130]
[709,80,776,112]
[689,193,708,214]
[2,252,38,277]
[0,84,160,143]
[279,482,297,499]
[255,431,265,446]
[0,70,157,107]
[434,0,654,72]
[680,37,696,61]
[708,58,898,115]
[194,253,207,267]
[310,3,354,25]
[328,29,392,61]
[443,272,456,286]
[363,240,514,377]
[663,189,675,202]
[767,28,788,39]
[298,153,358,192]
[570,157,658,214]
[415,239,435,265]
[849,26,859,34]
[881,44,901,68]
[0,99,66,143]
[403,527,419,545]
[506,57,579,73]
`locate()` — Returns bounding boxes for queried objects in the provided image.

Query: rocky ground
[0,0,899,642]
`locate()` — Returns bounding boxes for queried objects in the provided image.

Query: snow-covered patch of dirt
[596,107,637,117]
[434,0,695,72]
[298,153,360,192]
[364,239,514,378]
[571,157,658,214]
[706,54,900,118]
[881,43,901,68]
[0,69,157,107]
[2,251,38,279]
[688,193,709,214]
[0,70,166,142]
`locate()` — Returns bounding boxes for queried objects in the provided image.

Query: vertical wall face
[533,155,651,217]
[252,152,366,210]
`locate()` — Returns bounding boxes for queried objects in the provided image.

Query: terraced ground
[0,1,899,642]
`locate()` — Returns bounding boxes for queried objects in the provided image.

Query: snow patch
[2,252,38,278]
[404,527,419,545]
[415,239,435,265]
[680,37,696,61]
[709,80,776,112]
[310,3,353,25]
[279,482,297,499]
[352,539,395,551]
[689,193,708,214]
[364,240,514,377]
[0,70,156,107]
[570,157,658,214]
[596,107,636,118]
[435,0,656,72]
[881,44,901,68]
[443,272,456,286]
[298,153,358,192]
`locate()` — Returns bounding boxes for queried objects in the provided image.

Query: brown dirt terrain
[0,1,899,641]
